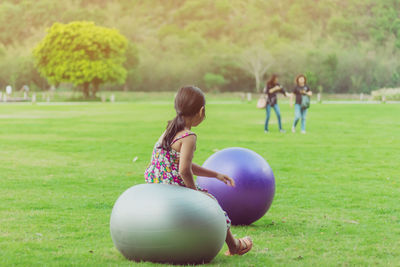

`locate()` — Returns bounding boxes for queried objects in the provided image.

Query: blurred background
[0,0,399,101]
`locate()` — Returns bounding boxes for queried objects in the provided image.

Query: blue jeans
[293,104,308,131]
[265,104,282,131]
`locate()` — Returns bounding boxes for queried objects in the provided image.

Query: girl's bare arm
[178,135,197,190]
[192,163,218,177]
[192,163,235,186]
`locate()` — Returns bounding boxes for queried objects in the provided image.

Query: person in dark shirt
[263,74,287,133]
[291,74,312,134]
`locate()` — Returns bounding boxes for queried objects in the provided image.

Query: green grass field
[1,100,399,266]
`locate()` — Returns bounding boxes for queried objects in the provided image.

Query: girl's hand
[216,173,235,187]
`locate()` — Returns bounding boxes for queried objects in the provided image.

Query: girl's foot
[280,129,286,133]
[301,130,306,134]
[225,236,253,256]
[292,126,296,133]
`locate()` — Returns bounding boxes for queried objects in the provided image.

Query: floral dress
[144,131,231,228]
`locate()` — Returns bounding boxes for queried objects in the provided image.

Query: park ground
[0,98,399,266]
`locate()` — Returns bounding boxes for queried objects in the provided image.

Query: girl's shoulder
[172,131,197,144]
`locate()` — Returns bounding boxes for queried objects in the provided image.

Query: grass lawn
[0,100,399,266]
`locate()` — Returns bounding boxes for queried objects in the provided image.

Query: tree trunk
[83,82,90,98]
[92,81,100,97]
[255,73,260,92]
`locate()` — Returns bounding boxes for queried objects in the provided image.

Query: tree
[2,0,400,94]
[304,70,318,91]
[123,42,140,91]
[203,73,226,91]
[0,45,49,91]
[319,53,338,92]
[33,21,128,97]
[238,46,274,92]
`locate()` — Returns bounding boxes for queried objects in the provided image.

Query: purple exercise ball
[197,147,275,225]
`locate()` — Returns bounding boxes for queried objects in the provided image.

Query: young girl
[144,86,253,256]
[291,74,312,134]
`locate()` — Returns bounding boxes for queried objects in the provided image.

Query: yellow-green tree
[34,21,128,97]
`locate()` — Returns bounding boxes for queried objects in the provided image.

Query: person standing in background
[264,74,287,133]
[291,74,312,134]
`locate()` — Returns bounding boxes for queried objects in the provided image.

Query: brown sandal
[225,236,253,256]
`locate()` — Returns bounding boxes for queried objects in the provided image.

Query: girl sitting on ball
[144,86,253,256]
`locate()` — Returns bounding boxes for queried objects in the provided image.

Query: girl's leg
[273,104,283,130]
[225,229,252,255]
[293,104,301,128]
[201,190,252,255]
[226,229,240,252]
[264,104,271,131]
[301,108,308,132]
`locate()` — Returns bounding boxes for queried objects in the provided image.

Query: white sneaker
[264,130,269,133]
[301,130,306,134]
[291,126,295,133]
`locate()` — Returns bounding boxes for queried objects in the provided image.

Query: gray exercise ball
[110,184,227,264]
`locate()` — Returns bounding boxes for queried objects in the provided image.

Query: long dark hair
[295,74,307,86]
[160,86,205,150]
[267,74,278,88]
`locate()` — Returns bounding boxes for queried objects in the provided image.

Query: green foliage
[123,42,140,90]
[391,67,400,87]
[1,0,400,93]
[0,47,49,91]
[203,73,227,91]
[33,21,128,97]
[327,16,354,40]
[0,2,24,45]
[0,44,5,58]
[321,53,338,93]
[304,70,318,91]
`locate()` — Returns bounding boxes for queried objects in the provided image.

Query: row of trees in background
[0,0,399,96]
